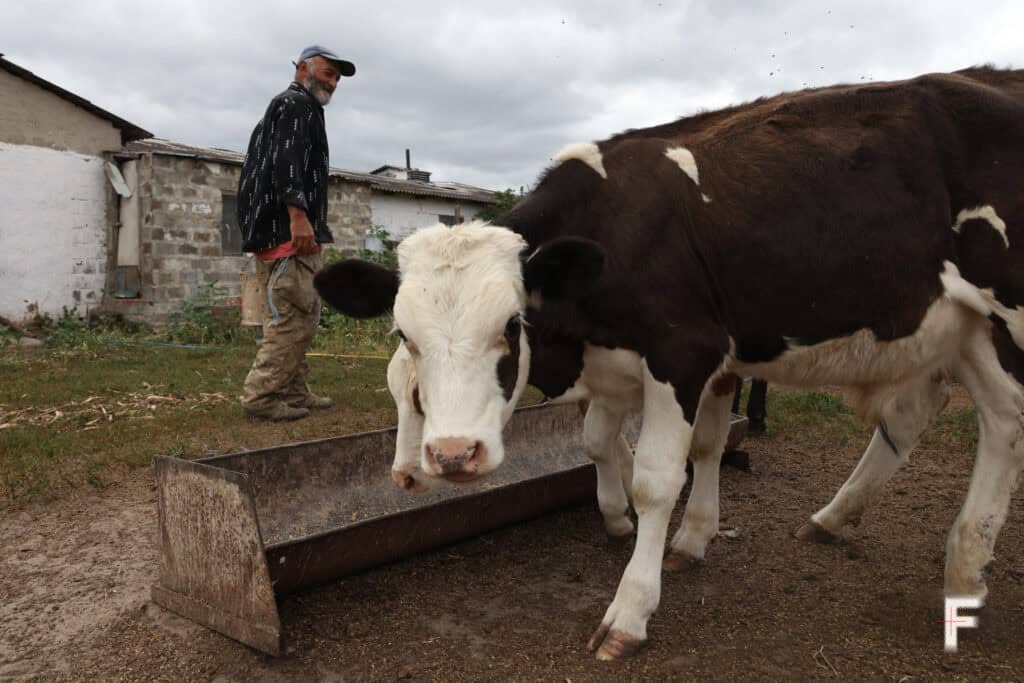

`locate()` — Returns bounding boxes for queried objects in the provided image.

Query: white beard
[304,76,333,106]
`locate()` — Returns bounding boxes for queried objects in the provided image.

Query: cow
[315,67,1024,660]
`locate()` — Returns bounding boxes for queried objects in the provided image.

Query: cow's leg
[588,361,696,660]
[387,346,435,492]
[945,331,1024,598]
[664,375,736,570]
[391,397,430,491]
[747,379,768,433]
[796,371,950,542]
[584,399,634,538]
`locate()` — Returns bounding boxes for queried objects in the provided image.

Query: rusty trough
[151,402,748,655]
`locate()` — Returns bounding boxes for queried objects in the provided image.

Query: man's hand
[288,205,318,254]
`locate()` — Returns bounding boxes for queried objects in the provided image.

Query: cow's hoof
[794,520,840,544]
[663,549,703,572]
[587,623,645,661]
[391,469,428,493]
[391,470,414,491]
[945,570,990,602]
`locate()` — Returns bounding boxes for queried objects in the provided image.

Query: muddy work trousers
[241,253,322,413]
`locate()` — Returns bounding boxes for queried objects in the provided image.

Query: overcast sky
[3,1,1021,190]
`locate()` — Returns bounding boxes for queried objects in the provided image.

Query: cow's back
[505,68,1024,387]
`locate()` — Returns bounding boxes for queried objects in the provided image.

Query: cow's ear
[522,237,605,301]
[314,260,399,318]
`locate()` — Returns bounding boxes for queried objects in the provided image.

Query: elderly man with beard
[238,45,355,421]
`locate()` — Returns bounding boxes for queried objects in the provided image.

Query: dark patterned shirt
[237,82,334,252]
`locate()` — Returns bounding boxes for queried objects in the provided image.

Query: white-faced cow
[316,67,1024,660]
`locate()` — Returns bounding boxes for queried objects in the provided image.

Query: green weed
[167,282,252,346]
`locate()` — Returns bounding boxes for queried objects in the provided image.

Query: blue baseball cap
[297,45,355,77]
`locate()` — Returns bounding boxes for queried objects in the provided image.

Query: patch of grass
[0,344,397,509]
[752,385,869,449]
[0,321,20,347]
[18,307,148,350]
[1,345,245,407]
[17,288,257,351]
[313,236,400,359]
[777,390,847,418]
[752,382,979,453]
[925,405,978,451]
[314,313,398,357]
[167,282,251,346]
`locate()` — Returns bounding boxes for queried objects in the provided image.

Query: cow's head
[315,222,604,487]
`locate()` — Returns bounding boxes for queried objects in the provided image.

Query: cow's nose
[424,437,485,480]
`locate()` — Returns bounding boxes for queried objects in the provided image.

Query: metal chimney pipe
[405,149,411,169]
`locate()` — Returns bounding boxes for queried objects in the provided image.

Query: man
[238,45,355,421]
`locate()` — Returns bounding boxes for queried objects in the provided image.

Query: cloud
[3,0,1020,189]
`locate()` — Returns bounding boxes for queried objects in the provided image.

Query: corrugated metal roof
[126,138,246,164]
[0,55,152,143]
[126,138,497,204]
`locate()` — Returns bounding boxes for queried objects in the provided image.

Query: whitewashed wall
[370,194,487,242]
[0,142,108,320]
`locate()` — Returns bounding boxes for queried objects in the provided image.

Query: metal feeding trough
[151,402,748,655]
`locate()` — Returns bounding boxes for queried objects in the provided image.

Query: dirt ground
[2,385,1022,682]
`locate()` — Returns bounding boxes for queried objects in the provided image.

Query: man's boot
[289,393,335,410]
[244,402,311,422]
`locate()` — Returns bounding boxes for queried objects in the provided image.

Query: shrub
[166,283,247,346]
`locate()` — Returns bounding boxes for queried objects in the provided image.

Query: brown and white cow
[316,67,1024,660]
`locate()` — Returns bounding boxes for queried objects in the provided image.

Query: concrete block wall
[328,181,373,253]
[134,154,245,321]
[109,153,372,324]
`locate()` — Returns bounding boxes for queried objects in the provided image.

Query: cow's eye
[504,316,521,342]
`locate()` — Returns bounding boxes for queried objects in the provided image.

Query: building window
[221,194,242,255]
[438,213,464,226]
